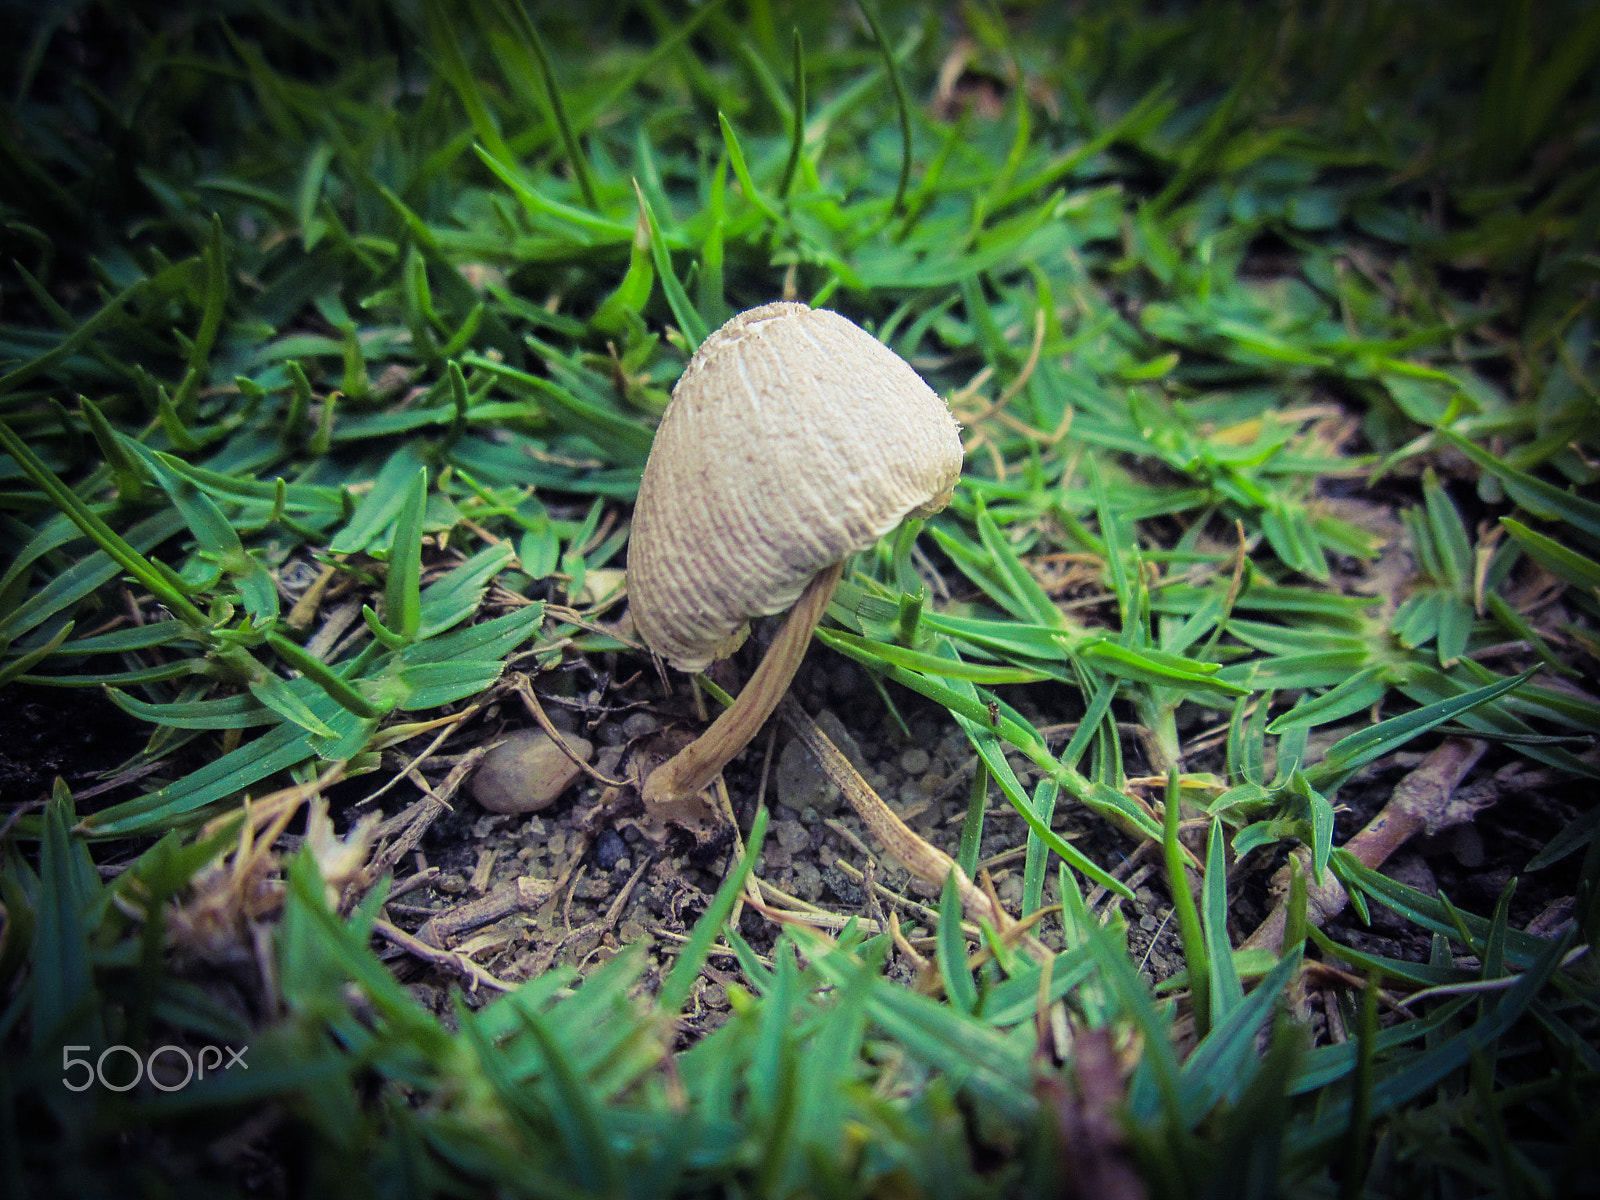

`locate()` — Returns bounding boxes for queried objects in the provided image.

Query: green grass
[2,1,1598,1195]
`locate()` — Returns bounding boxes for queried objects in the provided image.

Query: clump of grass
[2,2,1598,1196]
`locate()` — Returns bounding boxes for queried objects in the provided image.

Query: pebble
[899,747,931,776]
[774,819,811,853]
[830,662,862,698]
[594,827,627,871]
[595,745,626,778]
[621,710,661,740]
[1448,824,1485,868]
[790,861,824,901]
[759,846,791,870]
[776,736,838,812]
[821,864,863,905]
[470,729,594,813]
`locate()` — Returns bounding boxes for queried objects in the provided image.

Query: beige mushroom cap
[628,301,963,672]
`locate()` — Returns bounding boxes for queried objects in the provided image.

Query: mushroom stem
[643,560,845,806]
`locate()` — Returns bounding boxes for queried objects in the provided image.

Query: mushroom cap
[627,301,963,672]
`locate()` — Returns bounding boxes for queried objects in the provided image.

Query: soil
[293,629,1181,1031]
[0,682,152,805]
[7,548,1590,1046]
[290,628,1588,1039]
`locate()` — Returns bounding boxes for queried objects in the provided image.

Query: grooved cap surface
[627,302,963,672]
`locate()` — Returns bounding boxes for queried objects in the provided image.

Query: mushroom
[627,301,963,806]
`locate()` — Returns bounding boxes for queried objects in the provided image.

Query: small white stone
[471,729,593,814]
[899,747,931,775]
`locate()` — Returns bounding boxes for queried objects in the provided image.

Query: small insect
[986,699,1000,727]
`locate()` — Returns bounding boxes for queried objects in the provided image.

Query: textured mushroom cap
[628,302,963,672]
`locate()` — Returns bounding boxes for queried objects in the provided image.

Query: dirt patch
[0,682,151,804]
[346,614,1588,1039]
[353,641,1115,1023]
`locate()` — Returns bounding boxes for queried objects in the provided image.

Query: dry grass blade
[779,694,1051,961]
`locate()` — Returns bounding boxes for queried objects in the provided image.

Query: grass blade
[382,467,427,642]
[854,0,911,217]
[634,179,708,350]
[1203,816,1245,1021]
[0,425,209,629]
[1308,669,1535,791]
[936,869,979,1014]
[1163,770,1211,1036]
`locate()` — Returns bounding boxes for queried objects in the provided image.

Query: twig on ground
[386,866,440,901]
[598,853,654,934]
[356,699,487,808]
[1242,736,1487,954]
[365,744,493,883]
[567,854,659,974]
[414,875,559,949]
[890,911,930,969]
[827,856,946,928]
[511,672,627,786]
[784,692,994,917]
[375,918,514,992]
